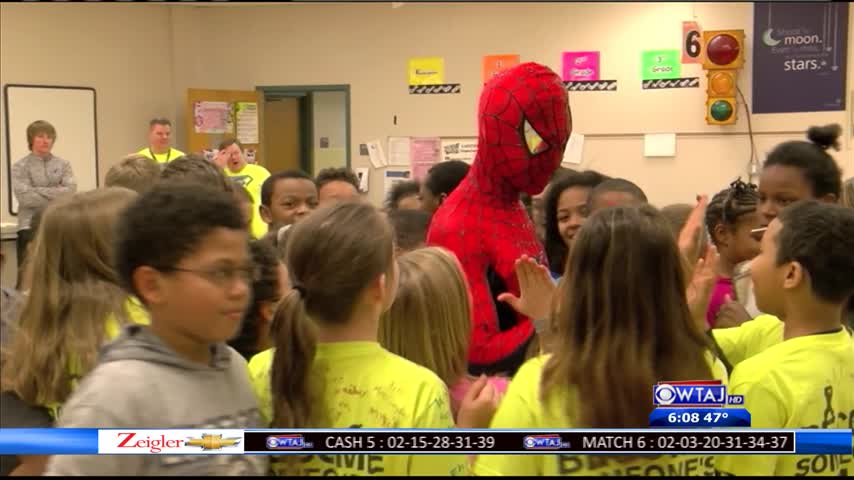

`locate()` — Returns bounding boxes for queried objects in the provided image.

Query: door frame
[256,84,351,173]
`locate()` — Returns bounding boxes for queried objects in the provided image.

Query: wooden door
[186,88,265,166]
[263,97,301,173]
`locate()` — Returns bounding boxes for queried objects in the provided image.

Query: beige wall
[172,2,853,207]
[1,2,852,217]
[0,3,177,227]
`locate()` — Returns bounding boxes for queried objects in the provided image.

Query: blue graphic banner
[649,408,751,428]
[752,3,848,113]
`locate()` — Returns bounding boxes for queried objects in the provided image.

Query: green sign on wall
[641,50,682,80]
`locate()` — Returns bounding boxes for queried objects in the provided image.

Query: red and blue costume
[427,62,571,374]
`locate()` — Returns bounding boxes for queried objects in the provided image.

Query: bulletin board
[186,88,264,165]
[3,84,99,216]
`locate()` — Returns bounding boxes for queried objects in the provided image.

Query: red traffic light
[707,34,740,66]
[702,30,745,70]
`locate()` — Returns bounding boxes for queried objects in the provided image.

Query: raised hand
[715,294,752,328]
[687,243,719,332]
[678,195,710,281]
[497,255,556,322]
[456,375,500,429]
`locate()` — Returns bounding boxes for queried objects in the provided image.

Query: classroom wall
[312,91,347,175]
[0,3,178,227]
[171,2,853,206]
[1,3,851,217]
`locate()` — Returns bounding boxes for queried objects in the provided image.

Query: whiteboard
[3,85,98,215]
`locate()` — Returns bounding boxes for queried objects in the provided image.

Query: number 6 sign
[683,21,703,64]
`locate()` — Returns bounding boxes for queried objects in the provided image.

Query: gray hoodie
[45,325,268,476]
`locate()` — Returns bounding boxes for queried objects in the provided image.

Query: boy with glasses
[46,183,266,475]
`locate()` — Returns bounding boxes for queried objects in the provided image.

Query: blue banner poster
[752,3,848,114]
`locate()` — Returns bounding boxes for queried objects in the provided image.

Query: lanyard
[149,148,172,163]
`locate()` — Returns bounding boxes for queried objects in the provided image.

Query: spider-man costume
[427,62,571,374]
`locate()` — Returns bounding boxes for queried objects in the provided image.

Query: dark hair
[161,154,234,193]
[542,205,712,430]
[660,204,694,238]
[114,182,247,300]
[543,170,610,274]
[271,202,393,429]
[233,183,252,204]
[261,170,314,206]
[149,118,172,128]
[776,200,854,303]
[315,167,359,192]
[588,178,648,211]
[386,180,421,211]
[764,124,843,199]
[424,160,470,197]
[229,240,282,360]
[388,209,431,252]
[705,178,759,246]
[218,138,242,151]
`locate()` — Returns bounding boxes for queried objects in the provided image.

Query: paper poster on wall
[682,21,703,64]
[193,101,231,134]
[408,57,445,86]
[752,3,848,114]
[410,137,441,181]
[641,50,682,79]
[366,140,387,169]
[441,138,478,164]
[562,52,600,81]
[388,137,411,166]
[562,132,584,166]
[483,54,520,83]
[643,133,677,157]
[384,170,411,198]
[235,102,259,144]
[355,167,370,193]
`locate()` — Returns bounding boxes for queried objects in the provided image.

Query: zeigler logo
[99,430,245,454]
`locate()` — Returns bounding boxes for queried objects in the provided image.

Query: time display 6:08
[380,434,495,450]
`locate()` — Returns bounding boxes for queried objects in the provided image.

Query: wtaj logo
[653,380,744,407]
[523,435,569,450]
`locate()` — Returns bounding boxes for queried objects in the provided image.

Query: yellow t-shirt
[50,297,151,419]
[248,342,468,476]
[716,328,854,476]
[711,314,783,367]
[136,147,185,164]
[474,353,728,476]
[224,163,271,239]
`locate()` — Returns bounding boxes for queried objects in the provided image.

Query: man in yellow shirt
[219,138,270,239]
[716,201,854,476]
[136,118,184,164]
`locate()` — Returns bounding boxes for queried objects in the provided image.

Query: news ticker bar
[0,429,851,455]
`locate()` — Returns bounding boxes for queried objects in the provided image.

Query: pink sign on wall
[561,51,601,81]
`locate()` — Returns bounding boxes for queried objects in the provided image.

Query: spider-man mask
[478,62,571,196]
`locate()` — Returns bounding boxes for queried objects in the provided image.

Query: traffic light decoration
[702,30,744,125]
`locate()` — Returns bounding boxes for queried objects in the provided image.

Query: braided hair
[705,178,759,245]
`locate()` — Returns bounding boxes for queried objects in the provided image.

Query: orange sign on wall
[482,54,520,83]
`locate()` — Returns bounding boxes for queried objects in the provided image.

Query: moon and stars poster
[752,3,848,114]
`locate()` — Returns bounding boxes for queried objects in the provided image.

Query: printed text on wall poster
[752,2,848,113]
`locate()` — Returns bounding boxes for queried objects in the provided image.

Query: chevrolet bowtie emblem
[185,434,241,450]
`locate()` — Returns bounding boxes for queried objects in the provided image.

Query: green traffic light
[710,100,734,121]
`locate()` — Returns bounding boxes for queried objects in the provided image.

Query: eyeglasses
[160,265,259,288]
